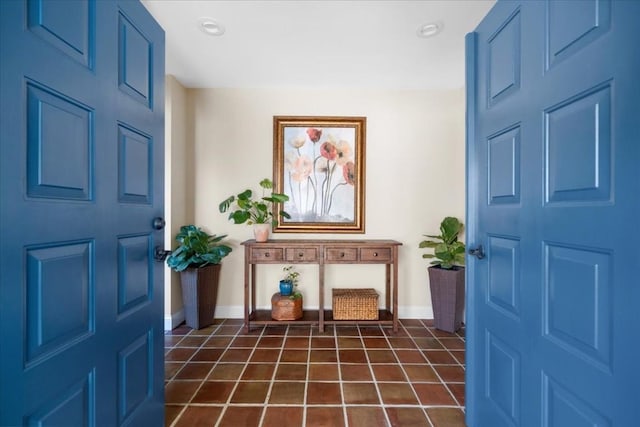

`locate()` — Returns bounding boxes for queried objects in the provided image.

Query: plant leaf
[423,234,441,239]
[441,217,463,244]
[218,196,235,213]
[279,210,291,219]
[231,211,250,224]
[237,189,252,200]
[419,241,438,249]
[208,234,228,243]
[259,178,273,189]
[269,193,289,203]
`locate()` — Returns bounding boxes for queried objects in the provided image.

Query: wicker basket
[271,292,303,320]
[332,288,379,320]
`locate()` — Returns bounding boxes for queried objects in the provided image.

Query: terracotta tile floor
[165,319,466,427]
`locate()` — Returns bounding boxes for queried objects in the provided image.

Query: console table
[241,239,402,333]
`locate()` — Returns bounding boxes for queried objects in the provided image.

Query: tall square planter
[428,266,465,333]
[180,263,221,329]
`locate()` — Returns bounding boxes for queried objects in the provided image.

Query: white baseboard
[165,306,244,330]
[214,305,244,319]
[165,305,436,331]
[399,306,434,319]
[164,308,184,331]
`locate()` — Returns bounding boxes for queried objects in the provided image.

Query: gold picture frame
[273,116,366,233]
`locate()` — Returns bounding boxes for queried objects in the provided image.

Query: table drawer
[250,247,284,262]
[285,247,319,262]
[360,247,392,262]
[324,247,358,262]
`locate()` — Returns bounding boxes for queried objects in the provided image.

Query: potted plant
[419,216,466,333]
[272,265,303,321]
[280,265,302,299]
[166,225,232,329]
[218,178,291,242]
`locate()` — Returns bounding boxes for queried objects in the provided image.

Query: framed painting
[273,116,366,233]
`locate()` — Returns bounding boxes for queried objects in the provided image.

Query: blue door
[466,1,639,425]
[0,1,165,425]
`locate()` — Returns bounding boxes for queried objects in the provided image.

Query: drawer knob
[340,252,345,258]
[298,252,304,257]
[373,252,378,257]
[265,253,270,257]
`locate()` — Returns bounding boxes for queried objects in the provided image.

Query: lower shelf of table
[247,309,395,326]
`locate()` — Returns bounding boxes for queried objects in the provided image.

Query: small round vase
[253,223,270,242]
[279,280,293,296]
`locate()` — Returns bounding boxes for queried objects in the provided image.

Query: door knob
[154,246,172,261]
[152,217,166,230]
[468,245,485,260]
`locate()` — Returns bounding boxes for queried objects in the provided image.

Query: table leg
[244,246,250,333]
[319,263,325,333]
[392,246,399,332]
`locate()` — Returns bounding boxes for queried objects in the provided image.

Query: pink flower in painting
[306,128,322,143]
[291,155,313,182]
[335,140,352,166]
[343,161,355,185]
[320,141,337,160]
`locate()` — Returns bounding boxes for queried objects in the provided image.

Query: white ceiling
[142,0,495,90]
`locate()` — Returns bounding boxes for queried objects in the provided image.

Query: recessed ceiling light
[198,17,225,36]
[417,22,443,38]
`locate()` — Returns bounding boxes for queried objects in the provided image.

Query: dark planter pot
[428,266,465,333]
[279,280,293,296]
[180,263,221,329]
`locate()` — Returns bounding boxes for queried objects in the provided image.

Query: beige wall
[164,75,195,326]
[182,87,466,319]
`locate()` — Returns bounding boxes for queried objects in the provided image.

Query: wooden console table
[241,239,402,333]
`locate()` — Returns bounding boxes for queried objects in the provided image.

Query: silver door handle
[154,246,172,261]
[468,245,485,260]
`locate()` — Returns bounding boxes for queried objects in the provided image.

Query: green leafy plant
[166,225,232,272]
[419,217,466,269]
[219,178,291,227]
[282,265,302,299]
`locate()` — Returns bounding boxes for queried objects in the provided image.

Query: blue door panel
[544,83,611,204]
[26,241,94,365]
[117,234,153,315]
[118,12,153,107]
[26,80,94,200]
[118,124,153,204]
[487,8,521,107]
[542,375,611,427]
[27,0,94,68]
[487,236,520,318]
[117,331,153,425]
[467,1,640,426]
[486,332,521,426]
[544,244,612,370]
[546,0,611,70]
[1,0,165,425]
[488,126,521,204]
[26,373,95,426]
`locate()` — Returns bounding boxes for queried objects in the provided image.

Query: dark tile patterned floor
[165,319,466,427]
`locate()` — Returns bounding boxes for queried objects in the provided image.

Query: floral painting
[273,116,366,233]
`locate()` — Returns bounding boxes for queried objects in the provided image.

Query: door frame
[464,30,479,426]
